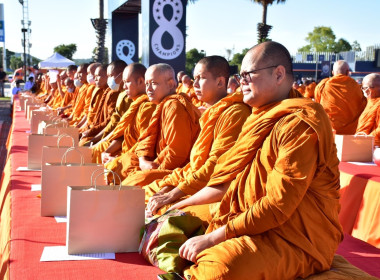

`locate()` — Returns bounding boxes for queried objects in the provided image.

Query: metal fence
[292,44,380,63]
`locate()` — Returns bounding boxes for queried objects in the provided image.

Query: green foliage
[0,48,15,69]
[185,48,205,77]
[10,56,23,70]
[230,48,250,72]
[351,40,362,52]
[53,44,77,60]
[298,26,361,53]
[92,47,109,64]
[334,38,352,52]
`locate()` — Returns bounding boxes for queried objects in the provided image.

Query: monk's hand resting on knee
[139,157,159,171]
[179,226,226,263]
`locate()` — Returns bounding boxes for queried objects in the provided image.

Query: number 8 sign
[151,0,184,60]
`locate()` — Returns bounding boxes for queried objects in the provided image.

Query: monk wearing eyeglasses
[356,73,380,146]
[314,60,366,134]
[167,41,343,279]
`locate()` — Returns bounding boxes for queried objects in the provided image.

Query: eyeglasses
[361,86,372,92]
[236,65,279,83]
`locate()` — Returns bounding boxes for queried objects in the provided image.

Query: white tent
[38,53,75,69]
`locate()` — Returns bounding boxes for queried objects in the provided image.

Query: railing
[292,44,380,63]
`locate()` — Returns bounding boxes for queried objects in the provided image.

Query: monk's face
[95,67,108,89]
[240,50,279,108]
[123,67,143,99]
[145,67,174,104]
[67,69,76,80]
[193,63,222,105]
[77,66,87,84]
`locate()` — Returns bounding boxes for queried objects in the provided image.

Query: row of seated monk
[25,41,380,279]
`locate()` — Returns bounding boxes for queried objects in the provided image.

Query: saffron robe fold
[304,81,316,99]
[356,97,380,146]
[143,93,251,201]
[120,93,201,185]
[314,74,366,134]
[186,90,343,280]
[92,94,154,163]
[65,83,90,116]
[79,88,121,145]
[70,84,95,125]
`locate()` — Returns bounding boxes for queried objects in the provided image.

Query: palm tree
[91,0,108,63]
[251,0,286,43]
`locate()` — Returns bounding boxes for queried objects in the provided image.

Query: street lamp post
[21,27,27,81]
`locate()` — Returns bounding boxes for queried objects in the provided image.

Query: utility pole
[19,0,31,81]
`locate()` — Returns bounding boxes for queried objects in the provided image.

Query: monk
[181,75,203,107]
[314,60,366,134]
[72,62,101,128]
[356,73,380,146]
[67,63,93,126]
[78,65,109,134]
[79,60,126,146]
[145,56,251,215]
[227,76,240,94]
[91,63,153,163]
[168,41,343,279]
[66,64,78,80]
[304,79,316,99]
[86,60,129,145]
[176,70,186,94]
[119,63,201,186]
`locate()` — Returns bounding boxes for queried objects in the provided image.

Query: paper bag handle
[57,133,75,148]
[61,147,84,165]
[91,169,122,190]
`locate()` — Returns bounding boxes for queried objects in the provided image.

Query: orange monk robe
[79,87,108,133]
[35,80,45,96]
[315,75,367,134]
[74,84,96,120]
[298,84,306,96]
[46,89,59,107]
[356,97,380,146]
[176,82,183,94]
[79,88,121,145]
[103,96,156,174]
[60,87,79,108]
[120,93,201,186]
[69,83,94,125]
[64,83,90,116]
[304,81,316,99]
[143,92,251,204]
[184,90,343,280]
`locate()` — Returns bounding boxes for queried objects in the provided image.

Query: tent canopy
[38,53,75,69]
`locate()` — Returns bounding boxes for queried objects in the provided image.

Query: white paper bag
[41,148,104,216]
[335,134,374,162]
[27,134,78,170]
[66,170,145,254]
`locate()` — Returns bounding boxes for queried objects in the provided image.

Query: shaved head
[88,62,101,75]
[197,55,230,88]
[363,73,380,88]
[149,63,177,89]
[109,60,128,74]
[128,63,147,80]
[333,60,350,76]
[246,41,293,78]
[182,75,192,86]
[177,71,186,82]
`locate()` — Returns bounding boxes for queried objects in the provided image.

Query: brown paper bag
[30,110,55,134]
[41,147,104,216]
[66,170,145,254]
[28,133,78,170]
[335,134,374,162]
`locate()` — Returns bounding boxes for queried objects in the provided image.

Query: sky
[1,0,380,62]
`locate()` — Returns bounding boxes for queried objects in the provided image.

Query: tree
[92,47,109,64]
[10,56,23,70]
[185,48,206,77]
[334,38,352,53]
[0,48,15,70]
[351,40,362,52]
[300,26,336,52]
[53,44,77,60]
[92,0,108,63]
[251,0,287,43]
[230,48,250,71]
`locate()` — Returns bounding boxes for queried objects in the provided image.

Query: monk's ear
[167,78,176,91]
[274,65,286,84]
[216,77,226,89]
